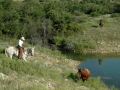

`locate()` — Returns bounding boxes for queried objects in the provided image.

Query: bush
[61,38,96,53]
[111,13,120,17]
[90,12,101,17]
[52,36,64,46]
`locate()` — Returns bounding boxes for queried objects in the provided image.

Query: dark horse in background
[99,19,104,28]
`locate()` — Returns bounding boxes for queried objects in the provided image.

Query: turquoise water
[78,58,120,88]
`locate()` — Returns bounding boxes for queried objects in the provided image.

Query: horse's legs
[22,53,27,61]
[22,56,27,61]
[22,53,27,62]
[9,54,13,59]
[5,52,8,57]
[24,58,27,62]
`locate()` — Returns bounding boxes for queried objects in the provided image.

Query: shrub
[90,12,101,17]
[61,39,96,53]
[111,13,120,17]
[51,36,64,46]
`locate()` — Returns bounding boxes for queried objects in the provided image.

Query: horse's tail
[5,48,8,57]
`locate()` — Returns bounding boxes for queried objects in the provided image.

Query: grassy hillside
[0,14,120,90]
[0,0,120,89]
[0,42,119,90]
[65,14,120,54]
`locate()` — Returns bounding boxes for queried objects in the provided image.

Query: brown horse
[99,19,103,27]
[77,68,90,82]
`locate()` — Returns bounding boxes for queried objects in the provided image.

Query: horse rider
[17,36,25,59]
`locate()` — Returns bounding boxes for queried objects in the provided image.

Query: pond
[63,52,120,89]
[78,58,120,88]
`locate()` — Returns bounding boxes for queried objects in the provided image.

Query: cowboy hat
[21,37,25,41]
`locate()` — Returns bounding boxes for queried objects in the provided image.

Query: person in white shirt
[17,37,25,59]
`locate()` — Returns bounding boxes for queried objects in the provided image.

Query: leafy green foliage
[111,13,120,17]
[52,36,64,46]
[60,38,96,53]
[0,0,119,53]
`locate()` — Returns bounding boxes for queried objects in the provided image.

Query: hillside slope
[66,14,120,54]
[0,44,118,90]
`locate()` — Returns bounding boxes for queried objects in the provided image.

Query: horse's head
[22,51,28,61]
[27,47,35,56]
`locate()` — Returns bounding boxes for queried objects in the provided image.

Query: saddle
[15,46,19,51]
[16,45,25,52]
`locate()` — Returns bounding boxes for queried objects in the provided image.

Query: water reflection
[78,58,120,88]
[98,58,103,65]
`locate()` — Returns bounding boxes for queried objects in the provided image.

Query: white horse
[5,46,35,61]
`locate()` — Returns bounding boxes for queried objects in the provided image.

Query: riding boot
[18,47,23,59]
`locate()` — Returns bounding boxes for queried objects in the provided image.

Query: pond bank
[83,46,120,54]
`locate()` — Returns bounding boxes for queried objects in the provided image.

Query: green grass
[65,14,120,54]
[0,44,119,90]
[0,14,120,90]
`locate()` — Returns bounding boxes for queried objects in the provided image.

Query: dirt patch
[68,60,80,73]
